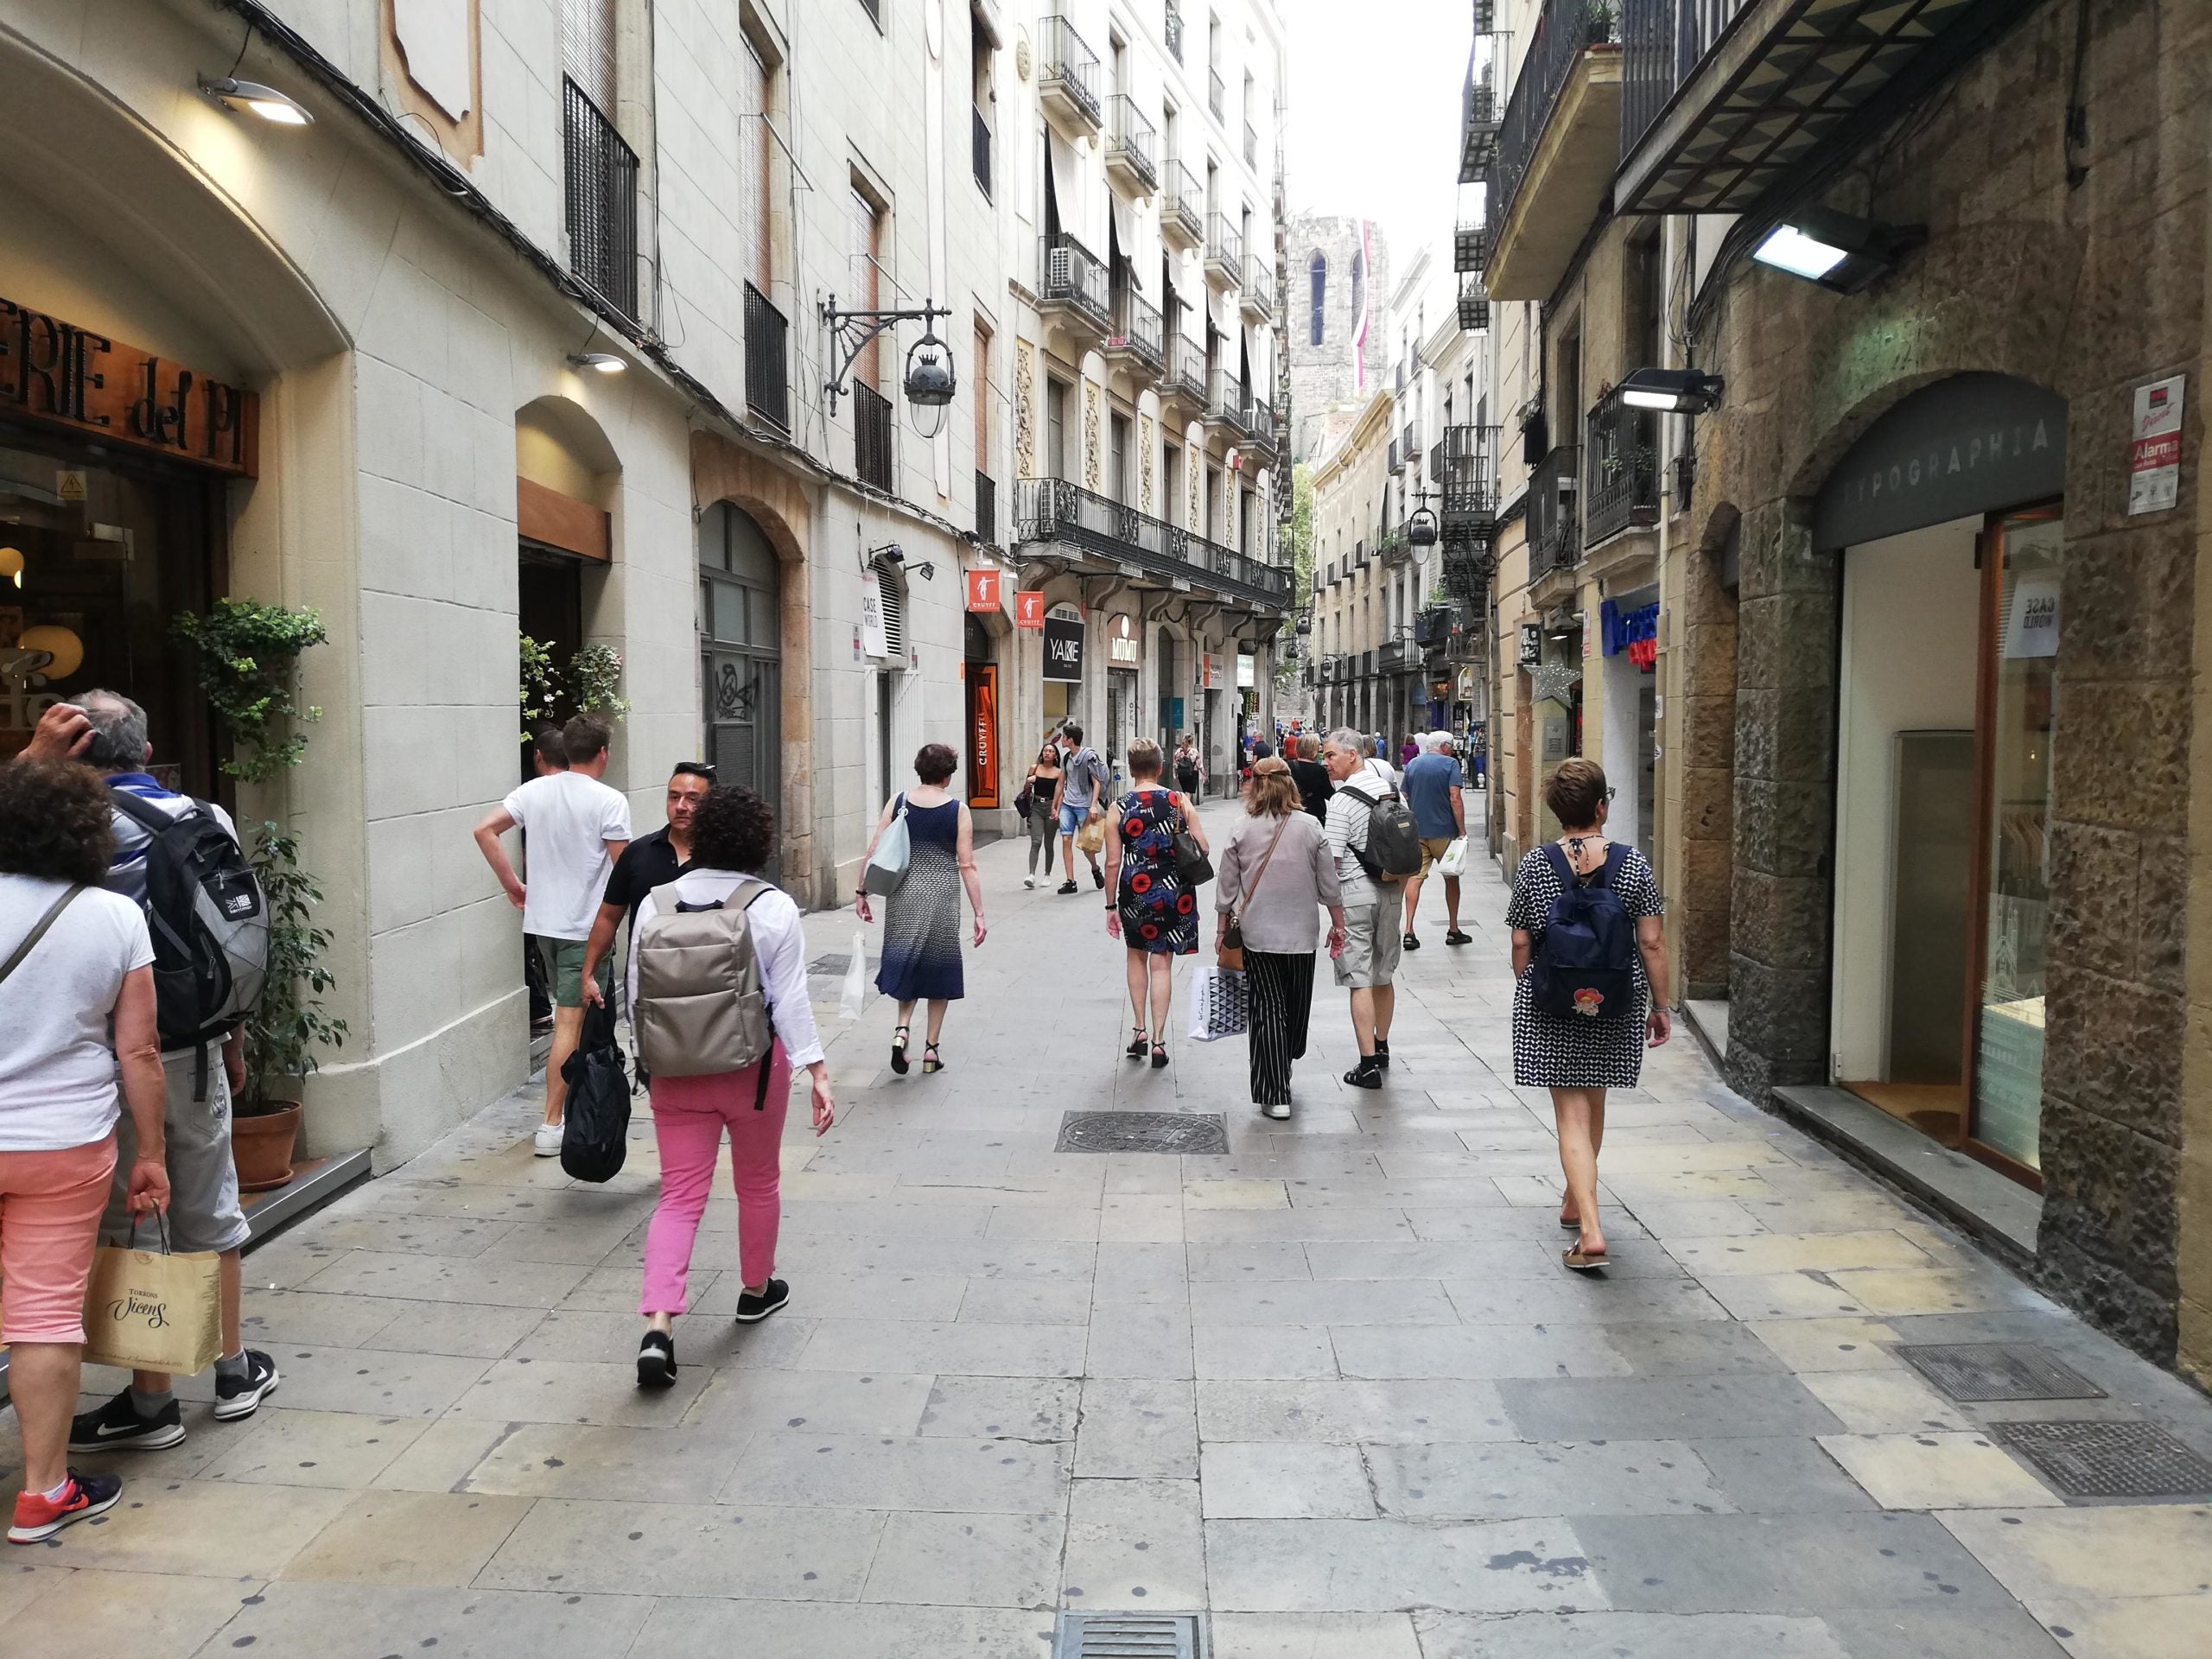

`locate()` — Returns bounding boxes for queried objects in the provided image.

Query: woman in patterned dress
[1506,759,1670,1271]
[1103,740,1210,1068]
[855,744,986,1076]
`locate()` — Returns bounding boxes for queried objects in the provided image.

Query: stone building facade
[1286,212,1390,463]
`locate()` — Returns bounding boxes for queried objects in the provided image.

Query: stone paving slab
[5,806,2211,1659]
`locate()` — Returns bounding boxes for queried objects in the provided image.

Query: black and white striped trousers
[1244,950,1317,1106]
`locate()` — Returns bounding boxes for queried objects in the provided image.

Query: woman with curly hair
[582,785,834,1387]
[1103,739,1209,1067]
[0,760,171,1541]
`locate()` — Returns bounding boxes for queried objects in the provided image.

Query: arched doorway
[699,502,783,874]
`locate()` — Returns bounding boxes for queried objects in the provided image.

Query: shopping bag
[864,797,912,895]
[560,1000,631,1183]
[79,1217,222,1376]
[1075,808,1107,857]
[1188,964,1249,1042]
[839,930,868,1021]
[1437,836,1469,879]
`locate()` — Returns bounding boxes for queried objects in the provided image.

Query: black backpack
[560,1000,632,1181]
[1343,782,1423,882]
[1528,842,1637,1020]
[108,788,268,1052]
[1175,755,1201,792]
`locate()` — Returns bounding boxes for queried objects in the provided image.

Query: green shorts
[535,936,612,1008]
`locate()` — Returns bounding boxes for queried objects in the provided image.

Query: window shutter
[874,556,906,658]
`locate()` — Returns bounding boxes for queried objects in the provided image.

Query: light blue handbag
[863,795,912,895]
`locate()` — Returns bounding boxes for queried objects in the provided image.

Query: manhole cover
[1896,1343,2107,1402]
[1052,1611,1207,1658]
[1055,1112,1228,1154]
[1992,1420,2212,1498]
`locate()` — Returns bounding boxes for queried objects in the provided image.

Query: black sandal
[1126,1028,1149,1059]
[1150,1041,1168,1069]
[890,1025,910,1075]
[922,1041,944,1074]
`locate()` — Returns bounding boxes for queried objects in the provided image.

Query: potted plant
[174,600,346,1188]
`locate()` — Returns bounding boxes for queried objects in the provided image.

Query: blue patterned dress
[876,796,964,1001]
[1115,787,1199,957]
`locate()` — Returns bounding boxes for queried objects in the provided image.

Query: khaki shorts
[101,1046,251,1257]
[1334,897,1402,989]
[536,936,613,1008]
[1417,836,1455,880]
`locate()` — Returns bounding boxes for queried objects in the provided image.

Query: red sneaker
[10,1471,122,1543]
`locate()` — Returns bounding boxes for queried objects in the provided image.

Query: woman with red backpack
[1505,759,1670,1274]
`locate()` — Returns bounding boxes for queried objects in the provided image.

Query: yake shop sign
[1,299,259,476]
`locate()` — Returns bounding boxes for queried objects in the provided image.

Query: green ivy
[172,601,327,785]
[517,635,631,735]
[569,642,632,718]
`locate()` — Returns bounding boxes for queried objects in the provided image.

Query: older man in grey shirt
[1323,728,1401,1089]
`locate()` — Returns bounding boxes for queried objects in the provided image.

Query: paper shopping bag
[1188,964,1249,1042]
[1076,809,1108,857]
[79,1233,223,1376]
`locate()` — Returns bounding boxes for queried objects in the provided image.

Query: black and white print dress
[1506,840,1664,1089]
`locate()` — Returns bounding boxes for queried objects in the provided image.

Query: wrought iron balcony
[1379,526,1412,568]
[1205,374,1255,440]
[1441,424,1498,531]
[976,470,997,548]
[1038,232,1110,334]
[1039,15,1103,136]
[563,77,639,318]
[1209,67,1225,121]
[1379,637,1421,672]
[1160,162,1205,250]
[1459,65,1498,184]
[1388,437,1402,474]
[1415,606,1453,647]
[1157,329,1208,408]
[1458,275,1490,332]
[972,106,992,198]
[1584,388,1661,548]
[1485,0,1621,299]
[1105,283,1165,372]
[742,281,789,435]
[1243,120,1259,168]
[1402,423,1417,467]
[1105,95,1158,193]
[1527,442,1581,587]
[1014,476,1291,608]
[855,381,893,493]
[1247,393,1278,454]
[1204,215,1243,290]
[1240,256,1274,322]
[1450,620,1488,663]
[1165,1,1185,62]
[1453,219,1489,273]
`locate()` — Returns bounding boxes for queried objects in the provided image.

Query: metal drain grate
[1992,1420,2212,1498]
[1056,1112,1228,1154]
[1052,1611,1207,1658]
[1896,1343,2107,1402]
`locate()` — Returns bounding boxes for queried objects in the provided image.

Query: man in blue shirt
[1399,733,1470,950]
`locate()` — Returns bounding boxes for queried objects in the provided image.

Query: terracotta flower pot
[232,1102,302,1192]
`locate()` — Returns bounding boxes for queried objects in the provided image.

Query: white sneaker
[1024,876,1037,889]
[533,1122,563,1157]
[1261,1101,1292,1120]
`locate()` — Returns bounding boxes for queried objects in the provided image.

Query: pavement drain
[1052,1611,1208,1657]
[1896,1342,2107,1402]
[1055,1111,1229,1155]
[1991,1420,2212,1498]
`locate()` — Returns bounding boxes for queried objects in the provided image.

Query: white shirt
[503,772,632,940]
[628,869,825,1068]
[0,875,156,1151]
[1361,757,1400,793]
[1324,781,1382,908]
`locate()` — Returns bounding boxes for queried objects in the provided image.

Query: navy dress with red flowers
[1115,787,1199,957]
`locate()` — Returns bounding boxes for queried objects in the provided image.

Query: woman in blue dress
[856,744,986,1075]
[1103,739,1210,1068]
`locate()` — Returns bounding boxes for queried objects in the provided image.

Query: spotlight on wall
[1618,367,1726,415]
[199,77,315,125]
[568,352,626,374]
[907,561,938,582]
[1751,207,1923,295]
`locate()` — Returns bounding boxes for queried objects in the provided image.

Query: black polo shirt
[601,826,683,931]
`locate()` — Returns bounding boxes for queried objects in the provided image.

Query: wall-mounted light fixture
[823,297,958,438]
[1751,207,1923,295]
[567,352,626,374]
[1618,366,1726,415]
[199,77,314,125]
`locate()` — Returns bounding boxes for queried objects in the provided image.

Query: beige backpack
[632,879,779,1100]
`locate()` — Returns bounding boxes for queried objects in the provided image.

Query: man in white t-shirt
[473,713,632,1153]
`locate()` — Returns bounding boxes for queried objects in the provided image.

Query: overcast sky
[1280,0,1472,267]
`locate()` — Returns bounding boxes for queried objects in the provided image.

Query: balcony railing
[972,106,992,197]
[1107,283,1165,370]
[1429,440,1445,478]
[1243,120,1259,167]
[1205,214,1243,279]
[1379,526,1412,567]
[1490,0,1620,238]
[1014,477,1291,607]
[1458,275,1490,332]
[1209,67,1225,120]
[976,470,997,547]
[855,382,893,493]
[1527,442,1581,583]
[1460,64,1498,184]
[1454,219,1489,272]
[1159,332,1208,404]
[1039,15,1103,130]
[1249,392,1276,448]
[1165,2,1185,62]
[1107,95,1158,190]
[743,282,789,435]
[1585,389,1661,547]
[1160,162,1205,246]
[1402,423,1417,467]
[1207,374,1255,436]
[1242,256,1274,320]
[562,77,639,318]
[1039,232,1110,329]
[1379,637,1420,671]
[1415,606,1453,646]
[1441,424,1499,527]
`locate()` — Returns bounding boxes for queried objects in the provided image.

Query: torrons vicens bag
[632,879,781,1105]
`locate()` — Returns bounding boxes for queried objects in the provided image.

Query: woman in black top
[1287,732,1334,822]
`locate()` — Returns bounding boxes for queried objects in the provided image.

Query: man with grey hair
[1322,728,1400,1087]
[54,690,282,1452]
[1401,730,1471,950]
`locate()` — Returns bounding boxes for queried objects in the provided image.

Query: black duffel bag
[559,1000,632,1182]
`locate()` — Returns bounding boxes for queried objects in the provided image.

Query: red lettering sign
[1014,589,1046,630]
[966,568,1001,613]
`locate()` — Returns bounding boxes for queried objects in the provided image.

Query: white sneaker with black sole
[213,1351,281,1421]
[68,1389,186,1452]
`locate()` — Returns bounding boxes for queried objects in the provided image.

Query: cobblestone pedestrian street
[6,798,2210,1658]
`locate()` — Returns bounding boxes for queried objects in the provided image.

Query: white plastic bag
[1437,836,1469,879]
[838,931,868,1022]
[1188,964,1249,1042]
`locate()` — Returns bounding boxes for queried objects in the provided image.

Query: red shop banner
[966,568,1002,613]
[1014,588,1046,629]
[967,663,1001,808]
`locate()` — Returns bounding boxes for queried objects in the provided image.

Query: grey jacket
[1214,810,1342,954]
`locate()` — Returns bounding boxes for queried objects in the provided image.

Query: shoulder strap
[1595,843,1627,889]
[106,785,188,832]
[1231,816,1292,923]
[1540,842,1573,888]
[0,885,84,986]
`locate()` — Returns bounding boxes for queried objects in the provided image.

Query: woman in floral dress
[1103,740,1209,1067]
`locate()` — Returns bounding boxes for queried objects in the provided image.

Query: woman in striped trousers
[1214,759,1346,1118]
